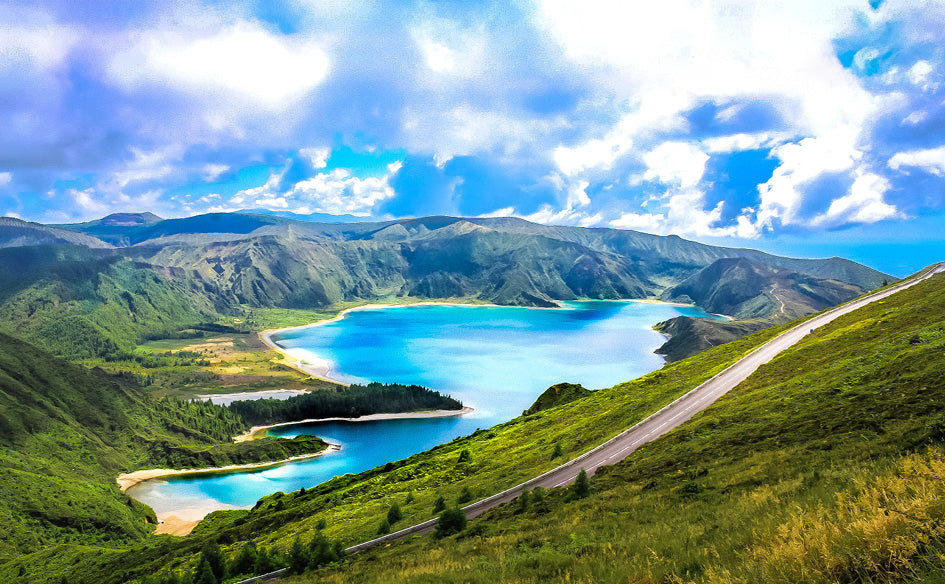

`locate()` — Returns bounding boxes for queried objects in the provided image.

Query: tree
[516,489,531,513]
[309,531,339,568]
[457,486,474,504]
[229,542,258,577]
[288,536,309,575]
[253,546,273,574]
[404,490,415,504]
[551,442,563,459]
[387,502,403,524]
[457,449,472,463]
[432,495,446,514]
[377,518,391,535]
[315,518,327,530]
[199,541,226,582]
[193,559,217,584]
[435,507,467,539]
[572,469,590,500]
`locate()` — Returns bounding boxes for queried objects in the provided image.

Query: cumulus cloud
[643,142,709,188]
[889,146,945,175]
[811,172,902,227]
[227,160,402,216]
[106,21,330,109]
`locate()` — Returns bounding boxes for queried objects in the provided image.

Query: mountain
[237,208,373,223]
[280,267,945,584]
[0,212,891,361]
[659,257,868,319]
[0,217,112,249]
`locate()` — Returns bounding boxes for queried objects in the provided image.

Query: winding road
[236,263,944,583]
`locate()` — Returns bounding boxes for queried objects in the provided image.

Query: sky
[1,1,944,275]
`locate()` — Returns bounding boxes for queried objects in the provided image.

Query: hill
[0,332,328,566]
[273,268,945,583]
[0,217,112,249]
[660,257,868,319]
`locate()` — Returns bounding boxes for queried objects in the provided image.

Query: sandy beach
[116,444,341,492]
[234,406,475,442]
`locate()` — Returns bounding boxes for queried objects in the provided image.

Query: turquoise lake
[128,301,723,517]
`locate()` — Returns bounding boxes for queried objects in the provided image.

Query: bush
[434,507,467,539]
[387,502,403,524]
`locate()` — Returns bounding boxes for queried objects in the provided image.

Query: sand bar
[234,406,475,442]
[117,444,341,492]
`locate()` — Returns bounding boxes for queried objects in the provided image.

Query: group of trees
[140,530,346,584]
[227,382,463,425]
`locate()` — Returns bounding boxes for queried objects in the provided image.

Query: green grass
[271,272,945,583]
[17,302,792,583]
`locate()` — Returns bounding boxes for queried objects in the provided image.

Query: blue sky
[1,1,944,275]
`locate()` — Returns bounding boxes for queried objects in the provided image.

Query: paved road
[236,263,944,583]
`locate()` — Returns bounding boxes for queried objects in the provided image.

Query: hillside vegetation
[281,271,945,583]
[0,332,329,565]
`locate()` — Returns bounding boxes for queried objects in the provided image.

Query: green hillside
[277,270,945,583]
[53,268,941,584]
[0,332,328,567]
[0,246,230,360]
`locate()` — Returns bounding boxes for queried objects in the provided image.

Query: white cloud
[299,147,330,169]
[539,0,886,236]
[403,104,561,162]
[811,171,902,227]
[643,142,708,188]
[0,22,79,71]
[107,21,330,109]
[411,18,486,78]
[888,145,945,175]
[755,134,861,231]
[202,164,230,181]
[0,172,11,186]
[907,59,935,90]
[231,161,402,216]
[553,92,688,176]
[609,189,756,238]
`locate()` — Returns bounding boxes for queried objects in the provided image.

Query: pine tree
[387,502,403,524]
[199,541,225,582]
[457,486,474,504]
[516,489,531,513]
[434,507,467,539]
[229,542,257,577]
[573,469,590,499]
[432,495,446,514]
[253,546,273,574]
[193,559,217,584]
[288,536,309,575]
[377,518,391,535]
[551,442,563,459]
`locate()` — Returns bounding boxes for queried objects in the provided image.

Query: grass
[30,306,791,583]
[268,272,945,583]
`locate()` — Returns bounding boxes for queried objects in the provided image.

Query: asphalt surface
[235,263,944,582]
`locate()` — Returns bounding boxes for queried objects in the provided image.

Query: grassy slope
[0,332,328,569]
[0,249,225,360]
[279,272,945,583]
[24,309,790,584]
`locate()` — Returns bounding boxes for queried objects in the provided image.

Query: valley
[0,211,929,584]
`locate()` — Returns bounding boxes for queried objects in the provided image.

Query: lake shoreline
[260,298,710,384]
[117,444,342,492]
[234,406,476,442]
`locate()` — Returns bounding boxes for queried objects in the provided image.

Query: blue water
[128,301,723,515]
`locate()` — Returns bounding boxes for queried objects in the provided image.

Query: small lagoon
[128,301,724,516]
